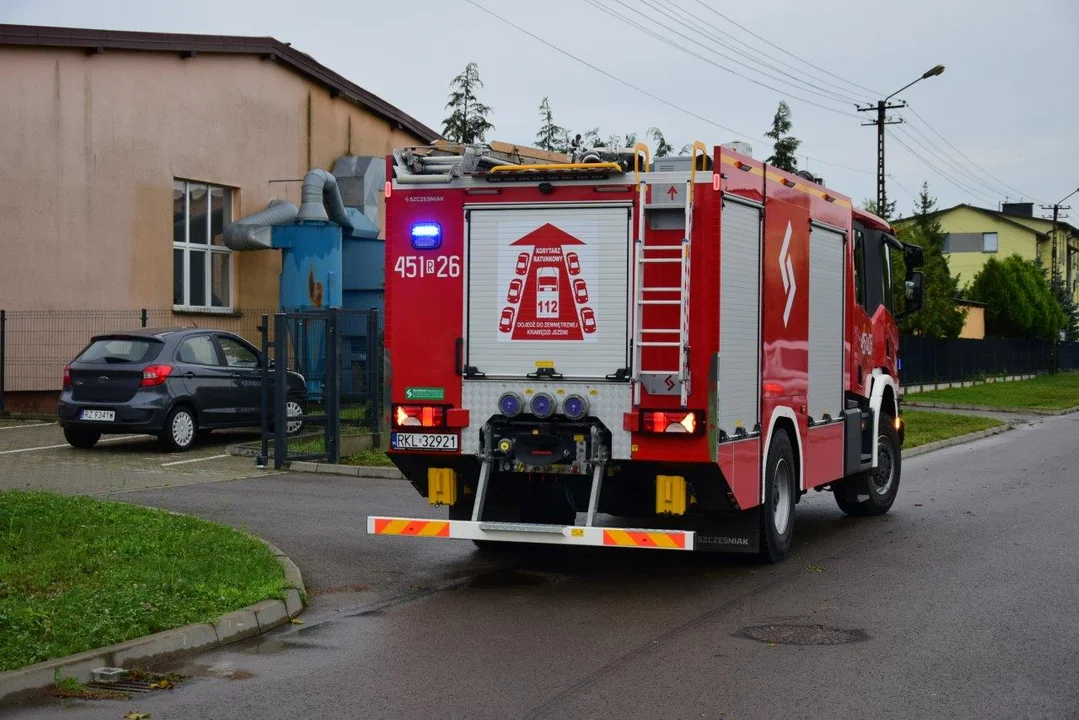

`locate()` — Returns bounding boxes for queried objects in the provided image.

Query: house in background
[0,23,439,411]
[894,203,1079,301]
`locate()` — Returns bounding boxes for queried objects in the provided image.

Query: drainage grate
[740,624,866,646]
[86,679,160,694]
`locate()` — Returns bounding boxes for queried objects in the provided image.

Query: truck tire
[759,430,796,563]
[834,412,901,517]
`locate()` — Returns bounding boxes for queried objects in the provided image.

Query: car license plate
[391,432,458,451]
[79,409,115,422]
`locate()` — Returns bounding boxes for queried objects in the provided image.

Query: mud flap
[691,508,760,554]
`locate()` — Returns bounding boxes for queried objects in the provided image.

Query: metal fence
[0,308,384,423]
[898,335,1079,385]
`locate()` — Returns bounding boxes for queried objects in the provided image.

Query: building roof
[893,203,1049,239]
[0,23,441,143]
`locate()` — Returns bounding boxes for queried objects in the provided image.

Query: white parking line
[0,422,57,431]
[161,454,230,467]
[0,436,141,455]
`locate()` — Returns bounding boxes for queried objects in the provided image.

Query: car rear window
[76,337,163,364]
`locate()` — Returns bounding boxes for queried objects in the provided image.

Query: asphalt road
[6,413,1079,719]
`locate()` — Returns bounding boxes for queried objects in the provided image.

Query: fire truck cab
[370,140,924,562]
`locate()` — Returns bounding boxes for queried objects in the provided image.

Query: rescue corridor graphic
[498,223,598,342]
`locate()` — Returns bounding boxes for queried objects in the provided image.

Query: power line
[906,107,1043,203]
[463,0,873,175]
[634,0,866,105]
[687,0,882,97]
[887,130,1000,204]
[897,124,1009,200]
[584,0,864,119]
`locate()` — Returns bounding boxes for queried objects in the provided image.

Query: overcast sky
[5,0,1077,217]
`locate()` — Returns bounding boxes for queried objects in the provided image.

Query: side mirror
[900,271,925,317]
[903,242,924,271]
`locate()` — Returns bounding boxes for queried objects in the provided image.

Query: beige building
[0,24,438,410]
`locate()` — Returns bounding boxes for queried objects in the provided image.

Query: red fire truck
[368,139,924,562]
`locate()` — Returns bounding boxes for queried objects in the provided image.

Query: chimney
[1001,202,1033,217]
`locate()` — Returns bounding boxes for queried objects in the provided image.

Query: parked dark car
[58,328,306,451]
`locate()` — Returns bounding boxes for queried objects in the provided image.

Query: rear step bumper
[367,517,695,551]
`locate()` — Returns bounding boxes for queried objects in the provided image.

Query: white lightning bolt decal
[779,221,796,327]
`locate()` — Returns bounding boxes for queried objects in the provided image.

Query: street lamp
[859,64,946,216]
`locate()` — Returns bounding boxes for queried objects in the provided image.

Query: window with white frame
[173,180,234,310]
[982,232,998,253]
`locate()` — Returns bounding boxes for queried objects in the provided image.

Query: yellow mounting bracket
[689,140,709,188]
[633,141,652,191]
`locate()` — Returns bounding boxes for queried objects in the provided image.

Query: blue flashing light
[410,222,442,249]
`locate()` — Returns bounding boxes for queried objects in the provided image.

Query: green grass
[902,410,1002,448]
[0,491,288,673]
[905,373,1079,410]
[341,448,394,467]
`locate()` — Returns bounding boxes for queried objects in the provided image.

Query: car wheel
[835,413,902,517]
[160,406,197,452]
[64,427,101,449]
[285,398,305,435]
[759,429,796,564]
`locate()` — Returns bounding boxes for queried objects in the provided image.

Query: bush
[967,254,1066,339]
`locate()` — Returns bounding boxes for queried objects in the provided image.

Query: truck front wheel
[834,413,901,517]
[759,430,796,563]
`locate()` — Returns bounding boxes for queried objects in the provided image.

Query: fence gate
[258,310,341,470]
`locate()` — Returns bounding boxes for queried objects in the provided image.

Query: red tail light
[140,364,173,387]
[640,410,702,435]
[393,405,445,428]
[63,364,71,387]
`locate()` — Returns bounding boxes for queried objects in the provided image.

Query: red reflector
[140,364,173,387]
[623,412,640,432]
[446,408,470,428]
[712,172,721,191]
[384,181,392,198]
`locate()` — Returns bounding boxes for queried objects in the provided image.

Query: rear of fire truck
[370,142,715,552]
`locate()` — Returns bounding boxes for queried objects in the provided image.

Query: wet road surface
[5,413,1079,719]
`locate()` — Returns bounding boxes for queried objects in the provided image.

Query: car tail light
[640,410,703,435]
[63,364,71,387]
[140,364,173,387]
[394,405,445,428]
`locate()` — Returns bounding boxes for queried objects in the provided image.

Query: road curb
[288,460,404,479]
[903,424,1012,457]
[0,533,307,707]
[904,401,1079,416]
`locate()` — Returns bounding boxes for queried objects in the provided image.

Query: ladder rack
[632,176,694,407]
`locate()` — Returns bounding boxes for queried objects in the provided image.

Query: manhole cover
[740,624,866,645]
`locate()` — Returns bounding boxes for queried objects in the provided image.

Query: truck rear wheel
[759,430,796,563]
[834,413,901,516]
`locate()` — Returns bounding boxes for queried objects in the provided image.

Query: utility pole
[1042,186,1078,282]
[859,64,945,216]
[858,100,906,214]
